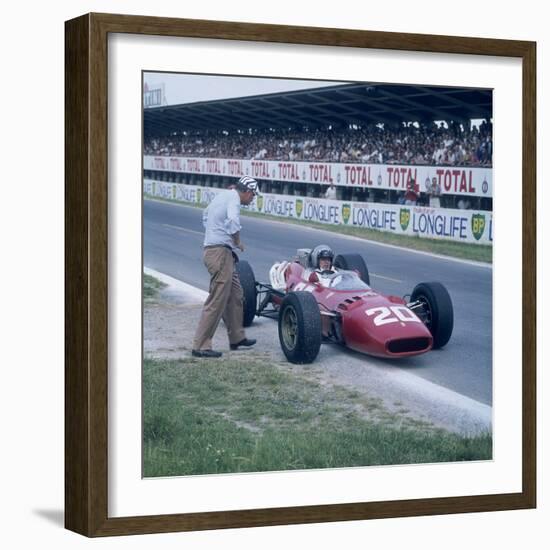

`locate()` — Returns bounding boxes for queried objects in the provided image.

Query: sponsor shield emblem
[400,208,410,231]
[342,203,351,225]
[296,199,303,218]
[196,188,202,204]
[471,213,486,240]
[256,195,264,212]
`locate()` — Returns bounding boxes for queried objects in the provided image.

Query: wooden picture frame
[65,12,536,537]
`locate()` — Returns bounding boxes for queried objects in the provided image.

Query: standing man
[191,176,258,358]
[404,177,419,205]
[324,183,337,200]
[428,176,442,208]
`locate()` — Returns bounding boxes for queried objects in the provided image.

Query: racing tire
[236,260,257,327]
[410,282,454,349]
[333,253,370,285]
[278,291,322,364]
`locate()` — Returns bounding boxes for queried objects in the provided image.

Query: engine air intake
[387,338,431,354]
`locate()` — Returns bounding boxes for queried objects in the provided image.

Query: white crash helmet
[310,244,334,269]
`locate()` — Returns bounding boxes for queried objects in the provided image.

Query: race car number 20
[365,306,421,326]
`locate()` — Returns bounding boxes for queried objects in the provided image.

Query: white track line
[370,273,403,283]
[162,223,203,236]
[376,364,492,434]
[146,197,492,270]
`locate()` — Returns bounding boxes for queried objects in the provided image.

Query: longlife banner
[144,180,493,245]
[143,155,493,198]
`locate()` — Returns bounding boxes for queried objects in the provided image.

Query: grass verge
[143,273,167,302]
[144,194,492,264]
[143,356,492,477]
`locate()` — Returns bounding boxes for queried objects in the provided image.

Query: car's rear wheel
[236,260,257,327]
[333,253,370,285]
[278,291,322,364]
[410,282,453,348]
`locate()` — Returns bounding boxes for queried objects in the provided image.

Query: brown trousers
[192,247,245,351]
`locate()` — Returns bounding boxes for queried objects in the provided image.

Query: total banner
[143,155,493,198]
[143,180,493,245]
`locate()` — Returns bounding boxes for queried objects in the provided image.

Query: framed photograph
[65,13,536,537]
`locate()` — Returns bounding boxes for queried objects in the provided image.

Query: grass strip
[143,357,492,477]
[143,273,167,302]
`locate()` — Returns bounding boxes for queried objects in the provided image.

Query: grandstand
[143,82,493,211]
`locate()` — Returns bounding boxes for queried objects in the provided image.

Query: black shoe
[191,349,222,358]
[230,338,257,350]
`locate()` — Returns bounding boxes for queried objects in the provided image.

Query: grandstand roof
[143,82,492,137]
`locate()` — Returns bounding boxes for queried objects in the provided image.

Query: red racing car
[236,245,453,364]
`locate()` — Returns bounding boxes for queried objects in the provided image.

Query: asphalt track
[143,198,493,405]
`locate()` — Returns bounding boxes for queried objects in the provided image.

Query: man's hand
[231,231,244,252]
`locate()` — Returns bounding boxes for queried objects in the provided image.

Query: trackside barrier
[144,179,493,245]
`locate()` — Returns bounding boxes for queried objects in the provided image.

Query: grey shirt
[202,189,241,249]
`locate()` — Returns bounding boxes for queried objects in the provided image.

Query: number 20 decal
[365,306,421,326]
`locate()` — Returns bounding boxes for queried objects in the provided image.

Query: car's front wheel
[410,282,454,349]
[278,291,322,364]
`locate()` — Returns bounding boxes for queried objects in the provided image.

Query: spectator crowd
[144,120,493,167]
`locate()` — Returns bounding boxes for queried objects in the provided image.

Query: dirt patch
[144,301,200,360]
